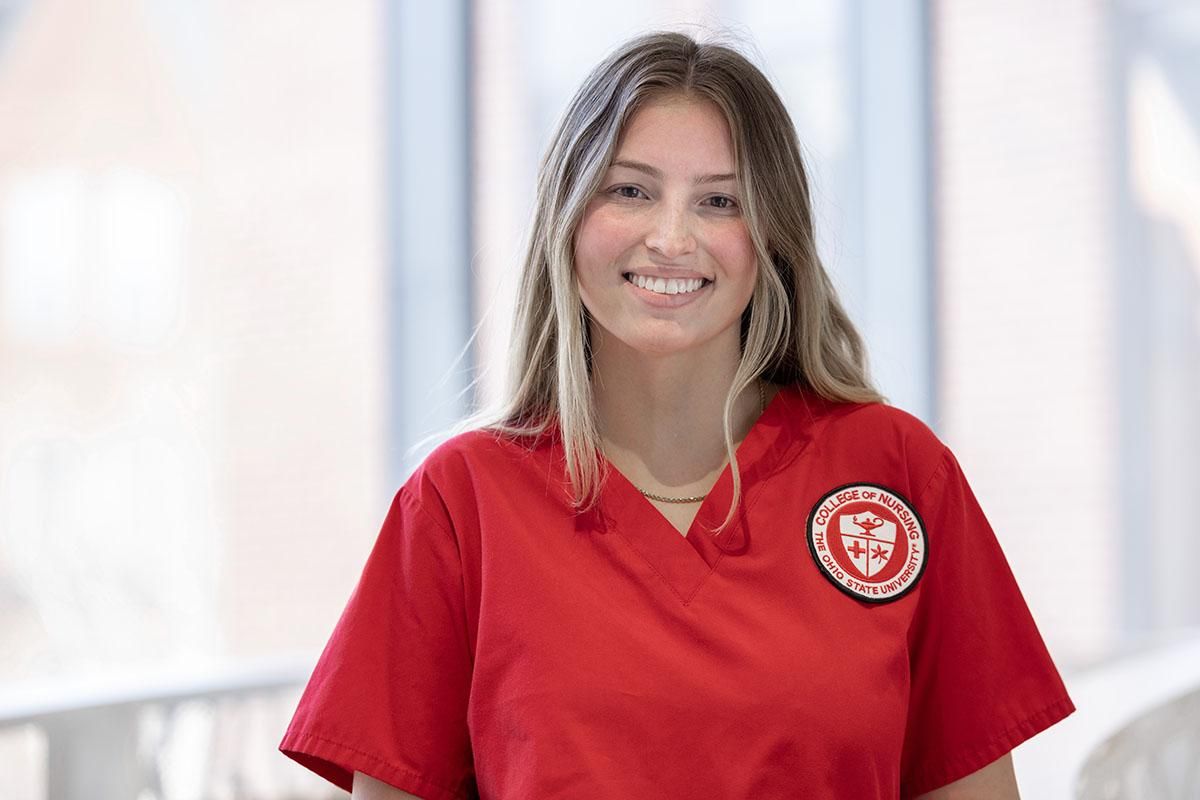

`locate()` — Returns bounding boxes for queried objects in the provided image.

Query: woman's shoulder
[426,423,554,468]
[398,423,553,507]
[786,386,950,492]
[790,386,944,451]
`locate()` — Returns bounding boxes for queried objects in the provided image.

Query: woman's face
[573,95,757,362]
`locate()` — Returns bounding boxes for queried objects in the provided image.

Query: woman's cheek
[584,210,630,258]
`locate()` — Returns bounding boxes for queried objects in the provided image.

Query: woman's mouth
[622,272,713,308]
[622,273,712,295]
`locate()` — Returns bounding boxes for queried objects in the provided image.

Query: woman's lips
[622,273,712,308]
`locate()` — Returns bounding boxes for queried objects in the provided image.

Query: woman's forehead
[611,99,737,174]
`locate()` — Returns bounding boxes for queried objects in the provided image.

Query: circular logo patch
[806,482,927,603]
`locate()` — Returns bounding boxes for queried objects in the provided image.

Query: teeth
[626,274,707,295]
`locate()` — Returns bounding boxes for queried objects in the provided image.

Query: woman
[280,29,1075,799]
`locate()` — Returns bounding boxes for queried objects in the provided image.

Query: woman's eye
[611,185,646,199]
[607,185,738,211]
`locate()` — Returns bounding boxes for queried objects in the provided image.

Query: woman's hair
[435,28,884,532]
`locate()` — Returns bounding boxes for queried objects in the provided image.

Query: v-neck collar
[591,384,800,604]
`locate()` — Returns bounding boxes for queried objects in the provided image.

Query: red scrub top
[279,384,1076,799]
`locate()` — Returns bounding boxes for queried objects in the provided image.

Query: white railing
[0,655,335,800]
[1015,629,1200,800]
[1075,684,1200,798]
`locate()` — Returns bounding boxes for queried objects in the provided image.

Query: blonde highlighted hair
[432,28,885,532]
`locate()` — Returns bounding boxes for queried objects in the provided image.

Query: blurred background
[0,0,1196,797]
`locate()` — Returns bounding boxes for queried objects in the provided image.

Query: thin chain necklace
[635,381,767,504]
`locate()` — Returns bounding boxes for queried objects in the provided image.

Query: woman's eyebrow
[611,158,736,185]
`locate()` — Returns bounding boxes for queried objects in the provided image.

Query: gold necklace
[635,381,767,504]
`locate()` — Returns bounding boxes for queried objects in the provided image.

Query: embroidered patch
[806,482,927,603]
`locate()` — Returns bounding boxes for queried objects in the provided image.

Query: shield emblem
[807,482,927,603]
[839,512,896,579]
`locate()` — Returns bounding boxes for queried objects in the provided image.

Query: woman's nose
[644,201,695,259]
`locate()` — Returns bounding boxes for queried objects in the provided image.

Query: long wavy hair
[433,29,884,533]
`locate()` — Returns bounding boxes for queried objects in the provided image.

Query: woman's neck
[589,333,764,490]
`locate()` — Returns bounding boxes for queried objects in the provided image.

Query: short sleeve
[899,446,1076,798]
[279,486,476,800]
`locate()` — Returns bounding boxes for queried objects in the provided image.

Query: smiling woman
[279,29,1076,800]
[574,95,757,372]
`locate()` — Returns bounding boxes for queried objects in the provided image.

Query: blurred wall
[0,0,389,683]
